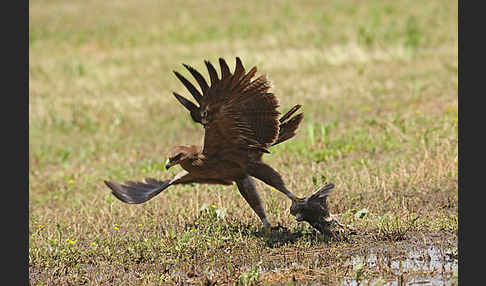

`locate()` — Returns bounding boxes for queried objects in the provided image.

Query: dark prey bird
[290,183,337,235]
[104,57,306,232]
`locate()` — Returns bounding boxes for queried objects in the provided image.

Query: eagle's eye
[169,153,183,162]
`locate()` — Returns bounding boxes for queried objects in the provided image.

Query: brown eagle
[104,57,306,232]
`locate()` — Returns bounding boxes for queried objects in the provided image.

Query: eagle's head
[165,145,200,170]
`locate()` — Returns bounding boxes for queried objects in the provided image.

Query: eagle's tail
[272,105,303,146]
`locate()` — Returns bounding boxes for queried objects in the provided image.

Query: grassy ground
[29,0,458,284]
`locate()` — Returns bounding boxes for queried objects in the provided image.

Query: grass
[29,0,457,284]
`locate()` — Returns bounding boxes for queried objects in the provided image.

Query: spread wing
[104,170,234,204]
[173,57,281,156]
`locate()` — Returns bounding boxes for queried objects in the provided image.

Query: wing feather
[232,57,246,87]
[234,66,257,92]
[172,92,202,123]
[183,64,209,95]
[205,60,219,86]
[173,71,202,104]
[219,58,232,81]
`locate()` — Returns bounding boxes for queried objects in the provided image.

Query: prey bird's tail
[104,178,170,204]
[272,104,304,146]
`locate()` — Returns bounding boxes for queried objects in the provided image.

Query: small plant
[307,122,316,146]
[375,214,419,241]
[199,203,226,220]
[404,16,421,55]
[355,260,364,284]
[139,160,166,173]
[358,25,375,47]
[312,174,327,187]
[357,2,381,47]
[236,262,261,286]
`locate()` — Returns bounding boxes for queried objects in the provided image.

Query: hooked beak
[165,159,174,170]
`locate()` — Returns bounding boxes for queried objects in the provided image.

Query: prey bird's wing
[309,183,335,202]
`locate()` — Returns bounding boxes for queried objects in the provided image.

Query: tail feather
[104,178,170,204]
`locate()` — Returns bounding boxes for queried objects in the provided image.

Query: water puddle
[341,244,458,285]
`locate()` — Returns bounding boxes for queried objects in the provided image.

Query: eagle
[104,57,319,233]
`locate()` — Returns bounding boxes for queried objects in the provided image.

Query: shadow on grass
[261,225,331,248]
[224,223,342,248]
[188,208,354,248]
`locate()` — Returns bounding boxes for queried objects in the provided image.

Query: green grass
[29,0,457,284]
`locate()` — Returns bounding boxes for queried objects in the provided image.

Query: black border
[17,0,29,283]
[457,0,464,285]
[457,0,463,285]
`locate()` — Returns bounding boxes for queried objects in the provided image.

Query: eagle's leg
[248,162,298,201]
[235,176,271,234]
